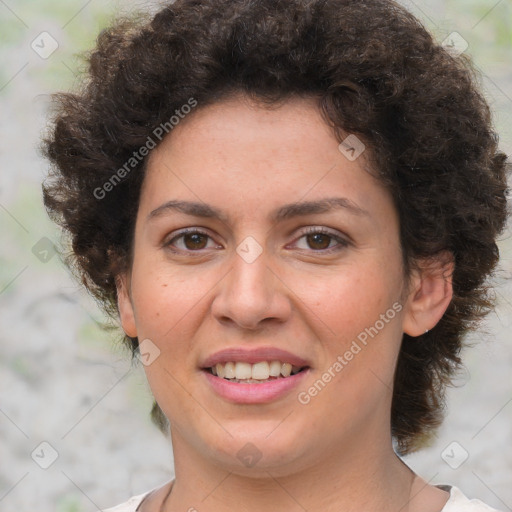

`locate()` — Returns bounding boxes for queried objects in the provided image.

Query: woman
[42,0,509,510]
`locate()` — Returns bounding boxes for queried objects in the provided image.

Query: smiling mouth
[205,360,308,383]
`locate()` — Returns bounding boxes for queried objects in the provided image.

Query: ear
[116,273,138,338]
[402,251,454,337]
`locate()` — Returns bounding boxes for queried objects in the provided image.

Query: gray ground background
[0,1,511,511]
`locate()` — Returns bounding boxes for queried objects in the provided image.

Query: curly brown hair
[42,0,509,454]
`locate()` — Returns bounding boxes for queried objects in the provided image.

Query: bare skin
[117,94,453,512]
[140,473,450,512]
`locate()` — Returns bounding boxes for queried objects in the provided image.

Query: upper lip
[201,347,311,369]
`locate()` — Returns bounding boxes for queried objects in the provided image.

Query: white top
[101,484,503,512]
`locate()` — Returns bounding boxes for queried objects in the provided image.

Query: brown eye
[291,227,349,254]
[306,233,332,250]
[166,229,220,253]
[183,232,208,250]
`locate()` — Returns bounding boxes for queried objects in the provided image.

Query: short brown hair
[42,0,509,454]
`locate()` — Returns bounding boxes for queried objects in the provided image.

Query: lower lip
[202,369,310,404]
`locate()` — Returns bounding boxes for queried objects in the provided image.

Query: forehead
[150,94,336,165]
[139,94,391,225]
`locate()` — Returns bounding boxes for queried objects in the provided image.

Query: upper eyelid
[290,227,350,248]
[295,226,350,242]
[166,227,217,243]
[165,226,348,251]
[167,225,343,239]
[300,226,341,236]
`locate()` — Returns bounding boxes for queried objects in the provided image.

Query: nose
[211,248,292,331]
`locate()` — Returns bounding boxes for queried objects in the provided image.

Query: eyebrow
[147,197,370,223]
[147,200,229,222]
[272,197,370,222]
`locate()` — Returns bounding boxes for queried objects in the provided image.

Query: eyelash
[294,227,350,253]
[164,227,349,255]
[164,228,218,254]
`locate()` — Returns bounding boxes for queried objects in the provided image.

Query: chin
[200,424,313,476]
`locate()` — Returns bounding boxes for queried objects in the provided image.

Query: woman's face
[118,95,428,475]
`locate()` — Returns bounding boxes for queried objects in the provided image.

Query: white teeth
[224,361,236,379]
[269,360,282,377]
[235,362,252,380]
[215,363,225,378]
[210,360,304,381]
[252,361,270,380]
[281,363,292,377]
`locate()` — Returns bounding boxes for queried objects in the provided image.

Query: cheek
[135,269,210,412]
[295,262,402,342]
[293,258,405,402]
[129,263,216,403]
[130,262,212,338]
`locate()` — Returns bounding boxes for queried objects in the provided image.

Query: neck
[162,429,418,512]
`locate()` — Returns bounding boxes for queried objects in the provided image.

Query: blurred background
[0,0,511,510]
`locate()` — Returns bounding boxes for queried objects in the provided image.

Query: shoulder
[101,491,150,512]
[440,485,504,512]
[101,481,173,512]
[101,483,503,512]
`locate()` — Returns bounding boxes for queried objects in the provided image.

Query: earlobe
[116,273,138,338]
[402,252,454,337]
